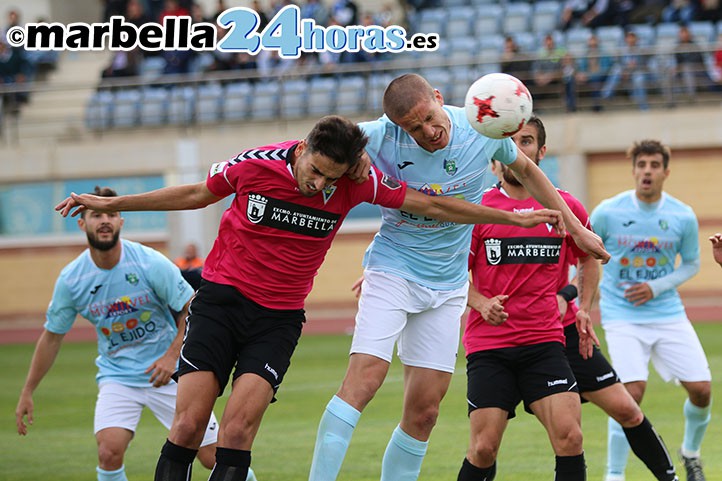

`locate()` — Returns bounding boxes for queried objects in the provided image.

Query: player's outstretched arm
[147,300,191,388]
[710,233,722,268]
[16,330,65,435]
[400,188,565,232]
[575,256,600,359]
[55,181,224,217]
[508,152,610,263]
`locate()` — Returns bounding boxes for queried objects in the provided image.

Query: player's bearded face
[293,147,348,197]
[83,211,122,251]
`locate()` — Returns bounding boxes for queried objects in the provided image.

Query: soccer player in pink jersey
[460,116,678,481]
[56,115,564,481]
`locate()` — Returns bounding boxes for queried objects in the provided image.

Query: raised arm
[55,181,223,217]
[399,188,565,232]
[16,330,65,435]
[508,152,610,263]
[574,254,601,359]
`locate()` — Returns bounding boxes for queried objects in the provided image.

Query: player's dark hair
[382,74,436,123]
[305,115,368,167]
[526,115,546,148]
[80,185,118,218]
[627,139,670,169]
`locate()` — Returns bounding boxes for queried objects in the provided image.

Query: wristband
[557,284,578,302]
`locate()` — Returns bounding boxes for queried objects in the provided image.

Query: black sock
[555,453,586,481]
[624,416,677,481]
[208,447,251,481]
[458,457,497,481]
[154,439,198,481]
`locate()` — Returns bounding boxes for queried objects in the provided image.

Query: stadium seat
[85,91,114,131]
[596,25,625,52]
[279,79,308,119]
[139,88,169,126]
[222,82,253,122]
[655,23,681,53]
[513,32,537,54]
[503,2,532,34]
[417,8,447,37]
[307,77,337,116]
[336,75,366,116]
[689,21,717,48]
[139,56,167,82]
[565,27,593,57]
[366,73,393,113]
[532,1,562,35]
[472,5,503,36]
[111,88,142,128]
[250,81,280,120]
[478,34,506,63]
[195,83,224,124]
[168,86,196,125]
[446,7,476,38]
[422,68,454,96]
[447,36,479,65]
[470,0,496,5]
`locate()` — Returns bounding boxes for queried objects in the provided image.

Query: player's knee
[688,383,712,407]
[553,424,583,454]
[468,436,499,465]
[338,376,383,409]
[172,413,210,445]
[409,405,439,433]
[220,417,255,447]
[97,443,125,470]
[609,400,644,428]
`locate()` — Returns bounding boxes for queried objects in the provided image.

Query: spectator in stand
[252,0,271,30]
[531,34,567,107]
[0,38,29,113]
[574,33,613,111]
[710,33,722,89]
[301,0,329,26]
[500,35,533,85]
[600,30,649,111]
[103,0,129,21]
[100,48,142,87]
[697,0,722,21]
[126,0,151,27]
[560,0,595,30]
[159,0,189,22]
[661,0,698,24]
[670,25,712,103]
[331,0,359,26]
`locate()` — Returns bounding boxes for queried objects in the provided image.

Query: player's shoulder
[662,192,696,216]
[556,188,586,210]
[58,249,92,282]
[594,190,633,212]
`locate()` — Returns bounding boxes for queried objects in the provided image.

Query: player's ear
[433,89,444,106]
[77,216,86,232]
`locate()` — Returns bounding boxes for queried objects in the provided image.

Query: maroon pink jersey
[464,185,589,354]
[202,140,407,310]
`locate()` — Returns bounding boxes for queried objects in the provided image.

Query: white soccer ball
[464,73,533,139]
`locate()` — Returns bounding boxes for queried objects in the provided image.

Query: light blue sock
[682,398,711,457]
[96,465,128,481]
[607,417,631,478]
[247,467,257,481]
[380,425,428,481]
[308,395,361,481]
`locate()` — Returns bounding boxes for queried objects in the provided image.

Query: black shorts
[564,323,619,398]
[466,341,578,418]
[177,279,305,399]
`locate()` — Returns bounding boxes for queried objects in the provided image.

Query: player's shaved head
[383,74,436,123]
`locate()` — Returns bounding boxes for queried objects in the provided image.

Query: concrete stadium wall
[1,107,722,320]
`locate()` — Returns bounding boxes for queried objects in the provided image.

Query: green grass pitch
[2,323,721,480]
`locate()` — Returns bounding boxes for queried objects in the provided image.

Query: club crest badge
[659,219,669,231]
[247,193,268,224]
[484,238,502,265]
[322,185,337,204]
[125,273,139,286]
[443,158,457,176]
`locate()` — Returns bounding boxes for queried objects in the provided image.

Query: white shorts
[95,382,218,447]
[350,270,468,373]
[603,321,711,384]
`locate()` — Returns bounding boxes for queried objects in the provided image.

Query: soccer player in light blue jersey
[13,187,250,481]
[308,73,610,481]
[590,140,712,481]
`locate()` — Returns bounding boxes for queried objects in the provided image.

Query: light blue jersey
[45,239,194,387]
[590,190,699,325]
[360,105,518,290]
